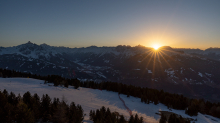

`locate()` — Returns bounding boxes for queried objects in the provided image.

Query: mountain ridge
[1,42,220,102]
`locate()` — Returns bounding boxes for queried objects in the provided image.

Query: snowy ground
[0,78,219,123]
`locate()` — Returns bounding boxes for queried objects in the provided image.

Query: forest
[1,68,220,120]
[0,89,84,123]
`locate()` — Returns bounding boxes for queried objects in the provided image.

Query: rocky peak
[27,41,32,44]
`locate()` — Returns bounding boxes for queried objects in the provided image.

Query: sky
[0,0,220,49]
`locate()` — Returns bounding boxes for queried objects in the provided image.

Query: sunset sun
[153,44,160,50]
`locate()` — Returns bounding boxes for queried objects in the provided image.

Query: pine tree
[134,114,139,123]
[4,103,14,122]
[159,114,167,123]
[89,110,94,120]
[76,105,84,123]
[41,94,51,122]
[129,115,134,123]
[52,103,68,123]
[23,91,32,108]
[119,115,126,123]
[139,116,143,123]
[15,101,35,123]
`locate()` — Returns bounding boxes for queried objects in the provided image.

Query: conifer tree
[129,115,134,123]
[119,115,126,123]
[15,101,35,123]
[159,114,167,123]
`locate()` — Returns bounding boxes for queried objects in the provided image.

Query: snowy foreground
[0,78,219,123]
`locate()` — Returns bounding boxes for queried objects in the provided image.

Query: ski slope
[0,78,219,123]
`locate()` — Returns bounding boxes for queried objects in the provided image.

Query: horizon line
[1,41,219,51]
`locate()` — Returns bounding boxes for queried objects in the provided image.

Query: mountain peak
[27,41,33,44]
[40,43,49,47]
[21,41,36,46]
[159,46,173,50]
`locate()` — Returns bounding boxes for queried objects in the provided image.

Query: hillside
[0,77,219,123]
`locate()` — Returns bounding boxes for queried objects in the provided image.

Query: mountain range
[1,41,220,102]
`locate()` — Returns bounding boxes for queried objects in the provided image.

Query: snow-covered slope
[0,78,219,123]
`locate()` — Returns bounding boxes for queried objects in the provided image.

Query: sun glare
[153,44,160,50]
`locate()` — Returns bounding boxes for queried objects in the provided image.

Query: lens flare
[153,44,160,50]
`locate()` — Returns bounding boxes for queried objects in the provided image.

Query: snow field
[0,78,219,123]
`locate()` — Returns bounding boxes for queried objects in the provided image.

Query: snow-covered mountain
[1,42,220,102]
[0,41,145,59]
[173,48,220,61]
[174,48,220,55]
[3,41,220,61]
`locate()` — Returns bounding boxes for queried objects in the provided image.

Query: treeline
[89,106,143,123]
[0,89,84,123]
[160,114,190,123]
[1,68,220,118]
[0,90,145,123]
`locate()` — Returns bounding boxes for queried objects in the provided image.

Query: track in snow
[119,94,132,116]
